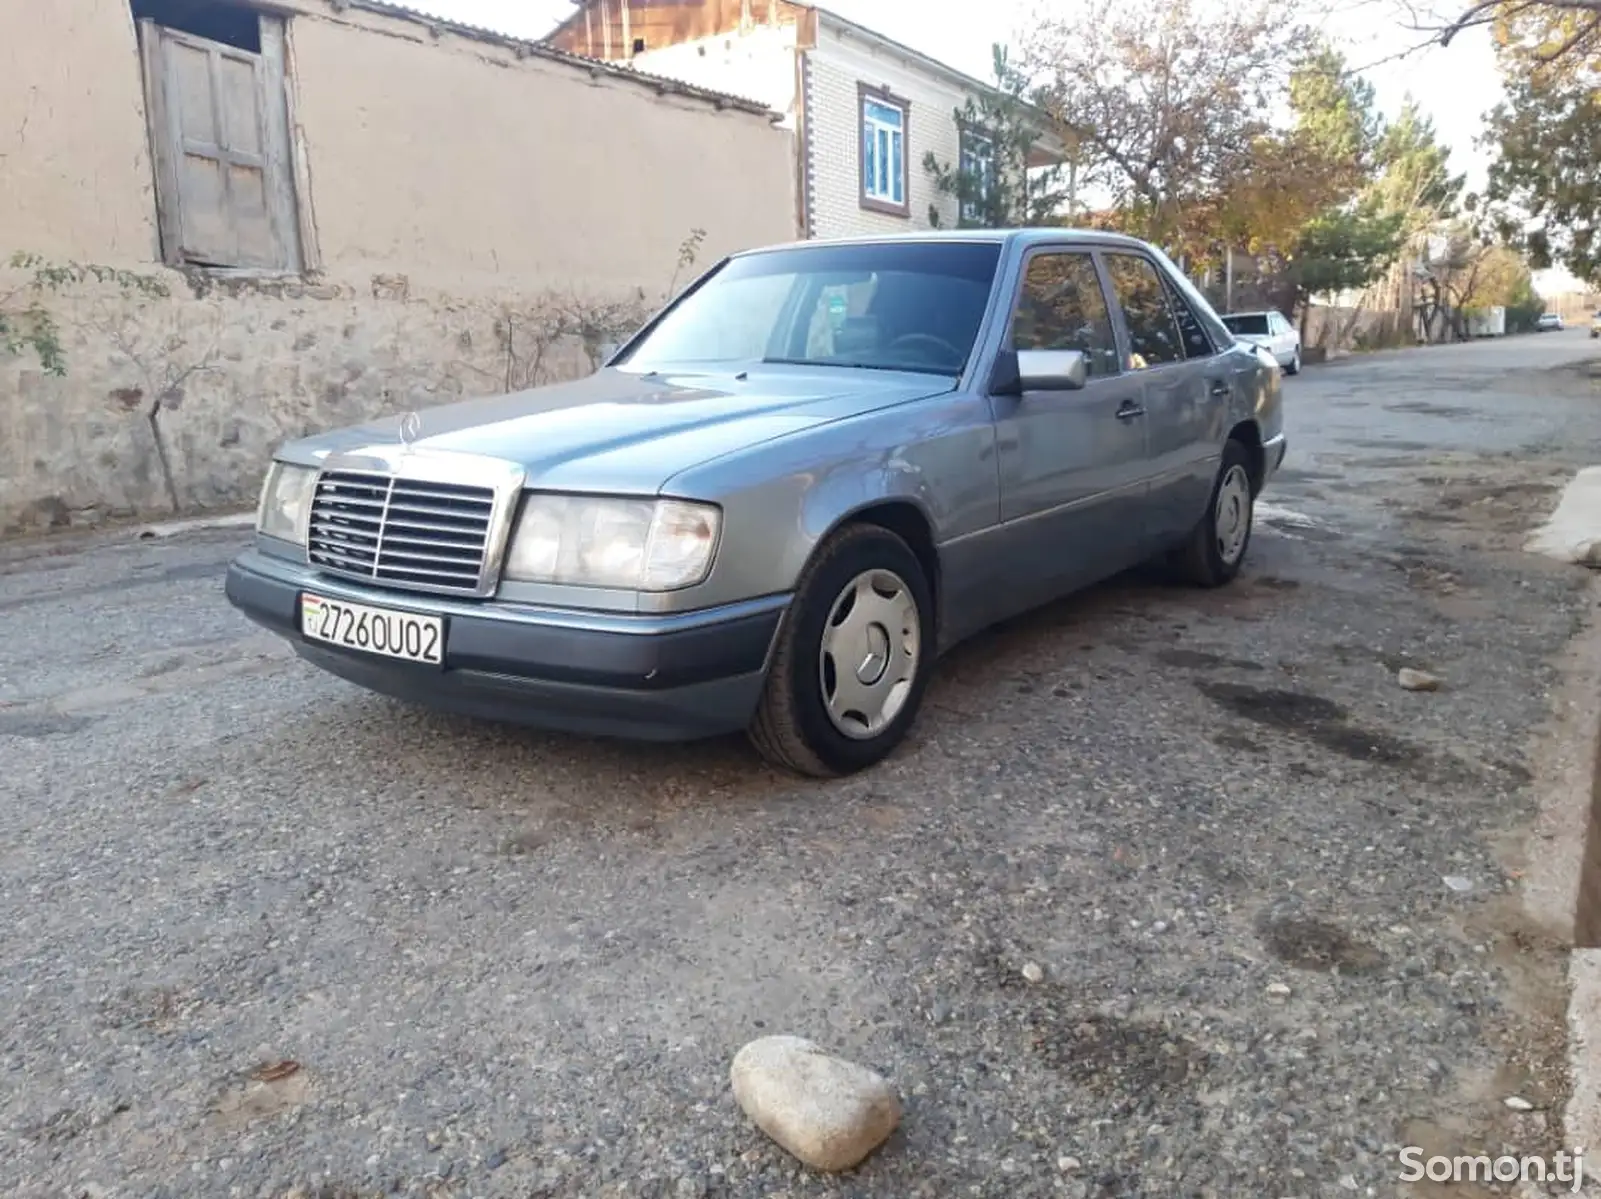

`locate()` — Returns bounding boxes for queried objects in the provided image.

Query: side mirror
[1016,349,1088,391]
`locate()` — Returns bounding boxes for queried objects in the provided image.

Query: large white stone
[729,1035,902,1172]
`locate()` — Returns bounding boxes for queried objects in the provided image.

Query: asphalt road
[4,331,1601,1199]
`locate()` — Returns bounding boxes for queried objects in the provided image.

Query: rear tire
[1175,438,1255,588]
[748,523,934,778]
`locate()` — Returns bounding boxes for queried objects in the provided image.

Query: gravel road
[4,331,1601,1199]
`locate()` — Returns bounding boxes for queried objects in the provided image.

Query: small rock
[1443,875,1474,893]
[1397,667,1441,691]
[1057,1155,1082,1172]
[1504,1095,1535,1111]
[675,1175,705,1198]
[1266,982,1292,996]
[1021,961,1045,984]
[730,1035,902,1172]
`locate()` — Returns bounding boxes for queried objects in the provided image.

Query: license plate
[299,593,444,666]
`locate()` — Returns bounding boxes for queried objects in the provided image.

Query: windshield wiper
[760,356,958,376]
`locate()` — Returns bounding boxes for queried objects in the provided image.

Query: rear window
[1222,314,1269,336]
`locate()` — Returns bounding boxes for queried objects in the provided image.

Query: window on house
[958,130,995,226]
[858,86,909,217]
[130,0,305,272]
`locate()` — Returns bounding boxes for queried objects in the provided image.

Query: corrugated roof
[335,0,784,119]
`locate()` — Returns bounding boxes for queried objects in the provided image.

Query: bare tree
[1023,0,1308,255]
[1391,0,1601,69]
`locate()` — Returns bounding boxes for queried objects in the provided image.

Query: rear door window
[1103,253,1186,369]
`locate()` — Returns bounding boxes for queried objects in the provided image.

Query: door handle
[1115,401,1145,421]
[1209,380,1231,398]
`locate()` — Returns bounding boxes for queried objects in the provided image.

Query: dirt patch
[1212,730,1266,755]
[1345,438,1437,452]
[1256,914,1387,974]
[1384,552,1465,597]
[1396,899,1575,1197]
[1250,575,1301,591]
[0,710,101,739]
[1197,681,1480,783]
[1030,1012,1211,1100]
[1156,648,1265,672]
[1392,465,1567,546]
[1384,401,1477,418]
[206,1065,311,1133]
[96,984,203,1032]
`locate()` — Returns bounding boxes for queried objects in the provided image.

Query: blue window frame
[858,87,909,214]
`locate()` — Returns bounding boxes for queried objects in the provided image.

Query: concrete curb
[1525,567,1601,1178]
[133,510,255,539]
[1569,952,1601,1182]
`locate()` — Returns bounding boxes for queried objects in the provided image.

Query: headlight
[256,461,317,546]
[503,495,721,590]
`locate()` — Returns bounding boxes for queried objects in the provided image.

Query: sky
[405,0,1581,293]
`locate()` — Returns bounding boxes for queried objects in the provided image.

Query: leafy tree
[1367,101,1466,234]
[1285,45,1383,195]
[1212,44,1382,261]
[1483,73,1601,283]
[922,44,1072,228]
[1209,44,1404,329]
[1469,242,1546,329]
[1283,203,1407,326]
[1424,0,1601,72]
[1024,0,1304,257]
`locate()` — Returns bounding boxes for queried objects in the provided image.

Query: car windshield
[615,240,1004,377]
[1222,314,1270,335]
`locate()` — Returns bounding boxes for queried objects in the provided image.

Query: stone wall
[0,0,797,535]
[2,270,664,534]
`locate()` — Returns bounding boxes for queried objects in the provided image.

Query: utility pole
[1224,245,1234,312]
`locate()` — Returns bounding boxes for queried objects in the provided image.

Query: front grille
[307,469,496,594]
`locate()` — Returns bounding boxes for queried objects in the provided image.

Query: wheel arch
[807,498,943,639]
[1225,419,1266,495]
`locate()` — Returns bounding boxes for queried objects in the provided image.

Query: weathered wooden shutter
[139,19,299,270]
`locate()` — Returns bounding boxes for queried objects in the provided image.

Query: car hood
[278,365,954,494]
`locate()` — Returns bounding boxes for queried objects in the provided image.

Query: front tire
[1175,438,1255,588]
[1285,349,1301,375]
[748,523,934,778]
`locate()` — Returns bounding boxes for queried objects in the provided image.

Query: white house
[545,0,1068,240]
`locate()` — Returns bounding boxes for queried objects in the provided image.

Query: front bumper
[225,547,787,741]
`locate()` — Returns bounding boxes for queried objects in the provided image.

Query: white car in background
[1221,310,1301,375]
[1537,312,1564,332]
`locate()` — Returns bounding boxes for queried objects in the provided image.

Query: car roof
[727,227,1158,257]
[1223,310,1272,318]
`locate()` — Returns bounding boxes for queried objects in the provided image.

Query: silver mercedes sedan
[226,229,1287,777]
